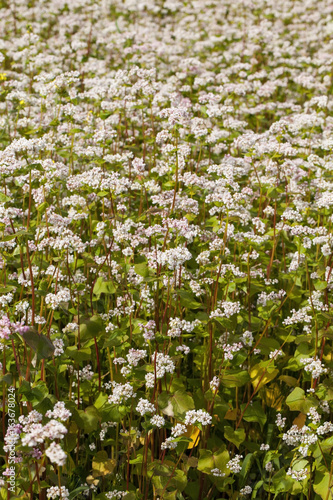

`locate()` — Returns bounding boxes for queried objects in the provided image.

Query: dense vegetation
[1,0,333,498]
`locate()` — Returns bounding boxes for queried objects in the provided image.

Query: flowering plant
[1,0,333,499]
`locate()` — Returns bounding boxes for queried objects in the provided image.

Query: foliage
[1,0,333,499]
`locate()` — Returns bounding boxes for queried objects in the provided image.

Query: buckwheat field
[1,0,333,498]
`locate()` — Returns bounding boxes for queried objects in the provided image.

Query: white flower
[161,437,178,450]
[45,402,71,421]
[47,487,69,500]
[106,491,128,500]
[210,468,225,477]
[276,413,286,428]
[240,485,252,495]
[210,301,241,319]
[126,349,147,367]
[150,415,165,428]
[171,424,187,437]
[287,468,308,481]
[317,422,333,435]
[53,338,64,356]
[209,376,220,391]
[301,357,327,379]
[307,407,321,424]
[108,382,136,405]
[43,420,68,440]
[45,443,67,466]
[227,454,243,473]
[184,409,212,426]
[241,331,253,347]
[136,398,156,416]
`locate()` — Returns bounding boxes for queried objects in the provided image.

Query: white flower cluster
[45,402,72,421]
[176,345,191,355]
[317,422,333,435]
[257,289,286,307]
[184,410,212,426]
[19,408,69,450]
[301,357,328,379]
[282,425,318,456]
[78,364,94,381]
[135,398,156,416]
[161,437,178,450]
[269,349,284,360]
[210,301,241,319]
[209,376,220,392]
[45,442,67,466]
[307,407,321,424]
[146,246,192,270]
[126,349,147,367]
[287,468,308,481]
[105,491,128,499]
[167,317,200,337]
[240,486,252,496]
[150,415,165,428]
[145,353,175,386]
[171,424,187,437]
[283,307,312,326]
[139,320,156,341]
[47,487,69,500]
[108,382,136,405]
[210,468,225,477]
[53,338,64,357]
[241,331,253,347]
[227,454,243,474]
[45,287,71,309]
[276,413,286,428]
[222,342,243,360]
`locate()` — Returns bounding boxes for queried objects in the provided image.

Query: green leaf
[158,390,195,418]
[103,331,122,348]
[221,370,250,388]
[94,392,108,409]
[286,387,318,413]
[3,230,27,241]
[171,390,195,418]
[177,291,202,309]
[240,453,254,487]
[272,469,293,496]
[314,281,328,291]
[37,202,49,213]
[224,426,245,447]
[69,487,90,500]
[0,285,16,294]
[93,277,116,297]
[65,346,91,362]
[314,468,333,499]
[197,445,230,475]
[0,193,11,202]
[21,329,55,358]
[252,480,264,498]
[250,362,279,390]
[80,315,105,341]
[242,402,267,429]
[34,396,54,413]
[134,261,149,277]
[170,469,187,492]
[76,406,100,433]
[92,451,116,477]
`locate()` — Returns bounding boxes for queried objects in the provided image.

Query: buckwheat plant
[1,0,333,498]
